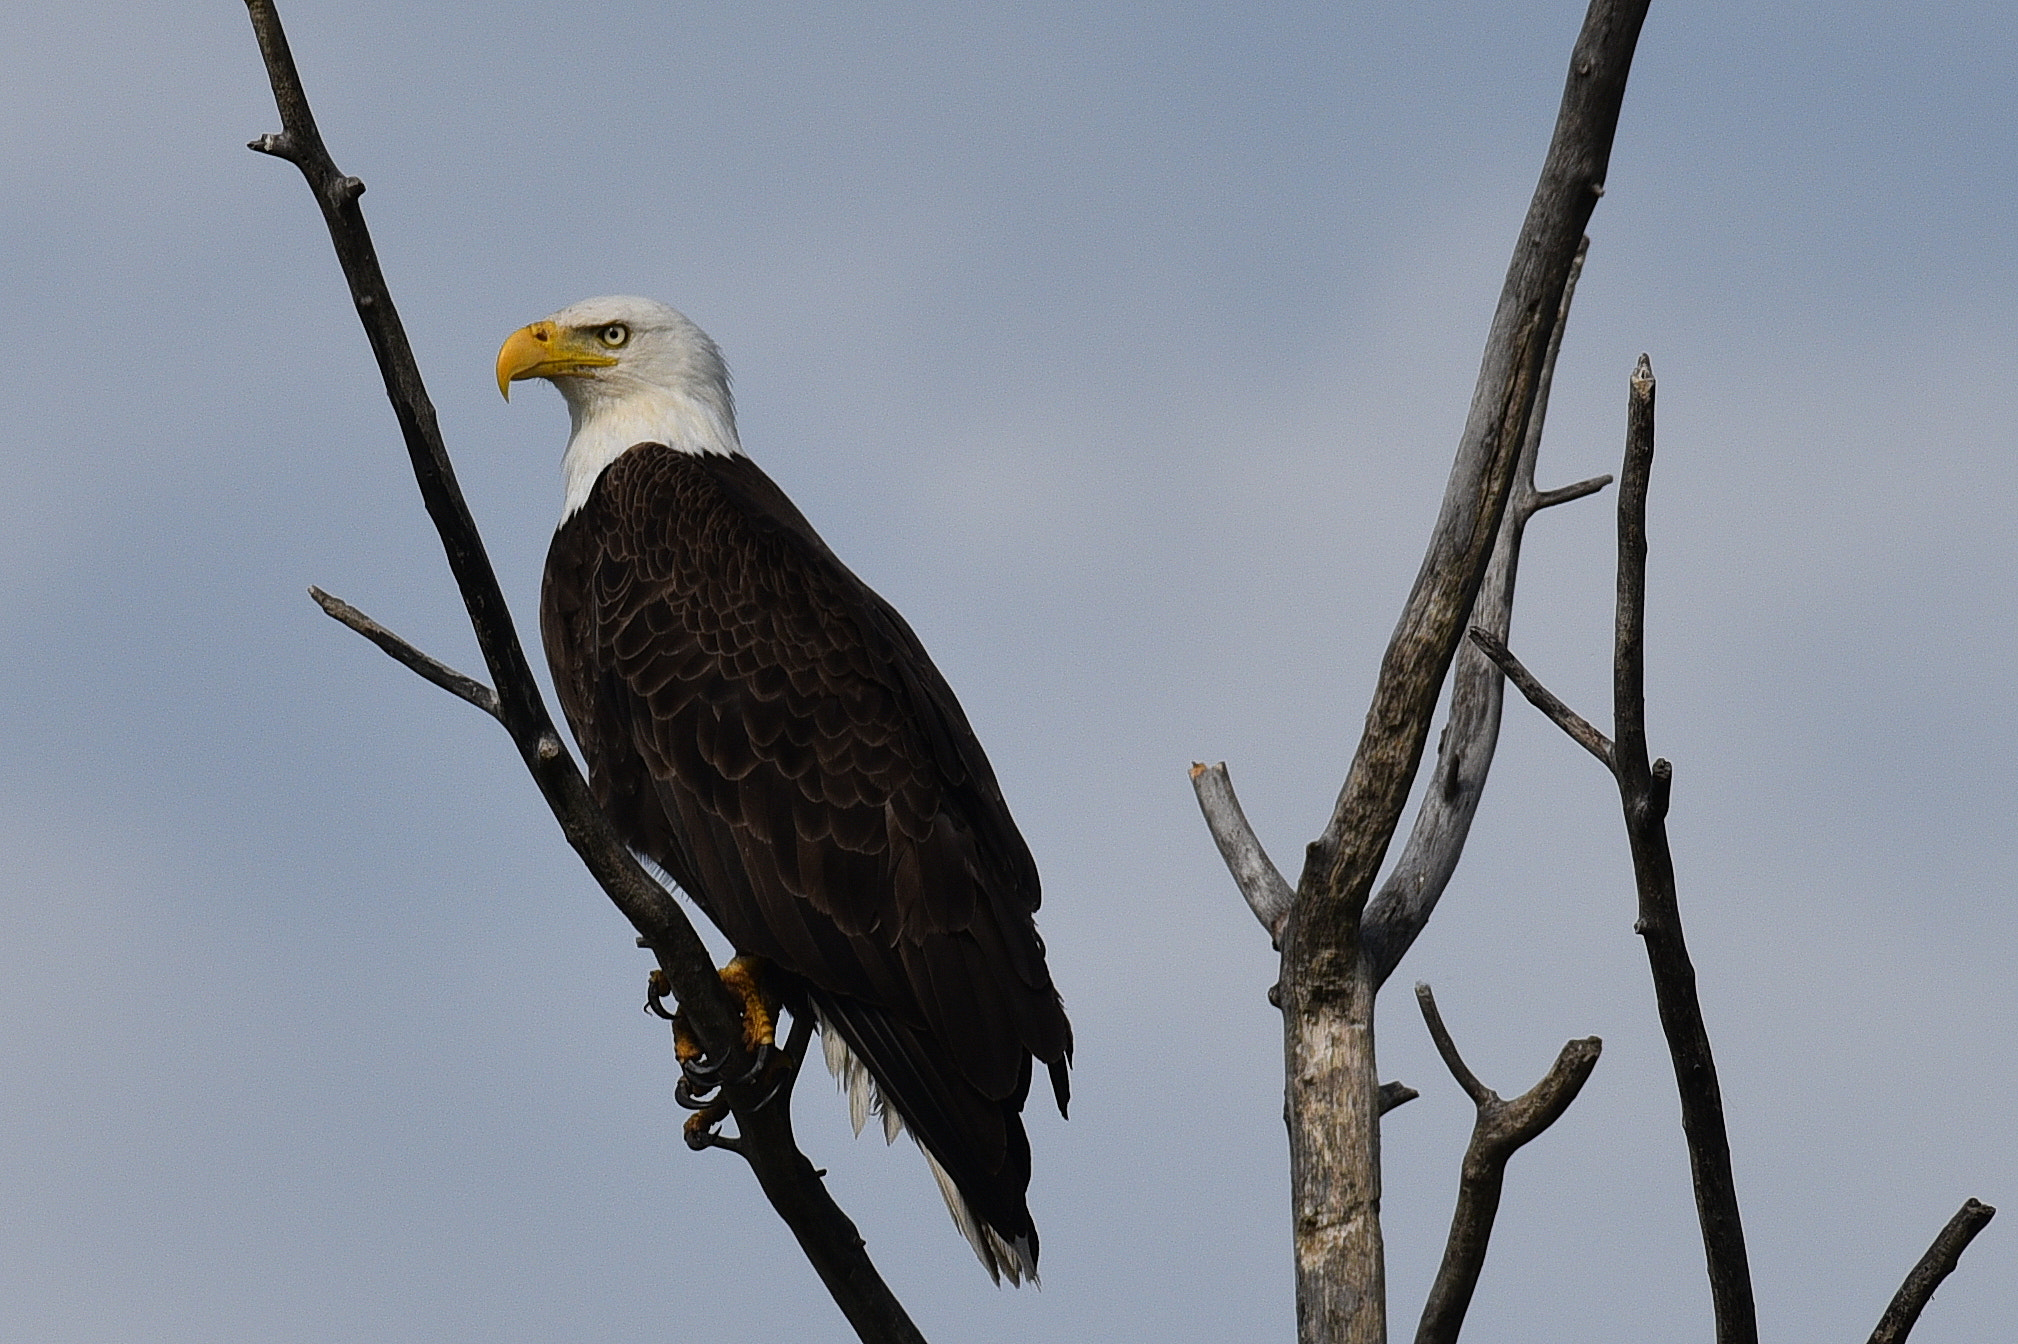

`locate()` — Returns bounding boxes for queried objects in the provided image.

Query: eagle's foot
[681,1098,741,1154]
[719,955,778,1055]
[667,955,781,1096]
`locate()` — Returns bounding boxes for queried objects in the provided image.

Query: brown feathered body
[540,441,1071,1279]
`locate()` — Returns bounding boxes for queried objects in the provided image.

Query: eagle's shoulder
[542,443,1040,915]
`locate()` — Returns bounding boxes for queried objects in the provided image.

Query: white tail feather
[815,1015,1037,1285]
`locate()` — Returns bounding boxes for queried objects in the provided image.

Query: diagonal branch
[1290,0,1649,965]
[1465,627,1613,768]
[1866,1199,1997,1344]
[242,5,923,1340]
[1411,984,1601,1344]
[1191,762,1295,944]
[1200,246,1609,969]
[309,586,501,719]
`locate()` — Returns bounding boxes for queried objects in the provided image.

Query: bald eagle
[497,297,1072,1283]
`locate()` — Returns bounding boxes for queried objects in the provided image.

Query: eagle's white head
[497,295,741,517]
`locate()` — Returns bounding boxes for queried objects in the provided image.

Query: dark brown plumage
[540,440,1071,1280]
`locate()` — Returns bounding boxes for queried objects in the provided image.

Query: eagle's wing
[541,443,1070,1272]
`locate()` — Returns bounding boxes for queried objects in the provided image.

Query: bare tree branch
[243,5,923,1340]
[1499,356,1756,1344]
[1533,475,1614,511]
[1271,6,1650,1339]
[1465,627,1614,768]
[309,586,501,719]
[1361,240,1607,988]
[1411,984,1601,1344]
[1191,762,1295,943]
[1866,1199,1997,1344]
[1607,355,1756,1344]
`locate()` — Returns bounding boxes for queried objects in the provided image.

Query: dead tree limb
[242,4,923,1341]
[1472,357,1756,1344]
[1865,1199,1996,1344]
[1611,357,1754,1344]
[308,586,502,720]
[1359,241,1610,989]
[1195,238,1606,969]
[1465,628,1611,766]
[1220,5,1651,1340]
[1191,761,1295,943]
[1411,984,1600,1344]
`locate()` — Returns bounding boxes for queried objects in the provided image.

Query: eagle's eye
[597,324,630,348]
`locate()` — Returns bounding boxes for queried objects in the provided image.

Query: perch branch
[1865,1199,1997,1344]
[1411,984,1601,1344]
[243,4,923,1340]
[1191,762,1295,942]
[1271,6,1649,1340]
[309,586,501,719]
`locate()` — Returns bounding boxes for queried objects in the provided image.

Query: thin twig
[243,5,924,1340]
[309,587,501,719]
[1533,474,1613,511]
[1866,1199,1996,1344]
[1413,983,1491,1108]
[1412,984,1601,1344]
[1190,762,1294,943]
[1466,626,1614,768]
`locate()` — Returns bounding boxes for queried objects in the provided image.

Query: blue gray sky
[3,2,2014,1340]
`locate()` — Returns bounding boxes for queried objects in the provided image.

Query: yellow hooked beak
[496,320,620,399]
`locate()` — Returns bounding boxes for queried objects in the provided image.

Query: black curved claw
[674,1075,716,1111]
[644,970,676,1021]
[741,1052,798,1113]
[683,1110,743,1155]
[680,1040,776,1094]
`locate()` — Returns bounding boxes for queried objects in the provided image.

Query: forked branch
[1412,984,1600,1344]
[1261,6,1650,1341]
[1191,761,1295,943]
[1359,240,1609,987]
[243,4,922,1340]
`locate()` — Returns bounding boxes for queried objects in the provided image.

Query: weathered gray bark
[1258,6,1645,1340]
[243,4,924,1341]
[1359,243,1609,988]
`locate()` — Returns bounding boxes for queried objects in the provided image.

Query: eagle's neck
[560,382,740,518]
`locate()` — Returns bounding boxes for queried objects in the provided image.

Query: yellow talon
[672,1009,705,1068]
[653,957,777,1059]
[719,955,777,1054]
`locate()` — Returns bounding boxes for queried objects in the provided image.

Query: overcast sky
[2,2,2014,1341]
